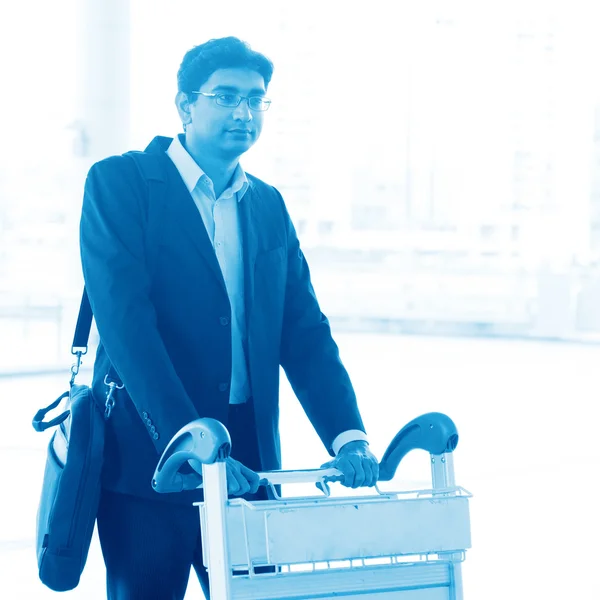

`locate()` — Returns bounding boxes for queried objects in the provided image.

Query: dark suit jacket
[80,136,365,503]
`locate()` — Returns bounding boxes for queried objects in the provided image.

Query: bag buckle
[69,348,87,387]
[103,375,124,419]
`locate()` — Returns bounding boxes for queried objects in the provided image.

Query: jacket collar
[165,134,249,202]
[142,136,259,306]
[143,136,256,194]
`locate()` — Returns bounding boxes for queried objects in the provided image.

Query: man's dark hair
[177,37,274,94]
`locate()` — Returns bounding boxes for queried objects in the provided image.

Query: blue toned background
[0,0,598,598]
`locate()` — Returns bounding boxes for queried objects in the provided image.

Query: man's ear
[175,91,192,124]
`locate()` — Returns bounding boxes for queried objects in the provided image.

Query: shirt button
[218,382,229,392]
[219,316,230,326]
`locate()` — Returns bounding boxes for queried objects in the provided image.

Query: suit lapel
[239,182,259,320]
[163,158,228,295]
[155,143,263,311]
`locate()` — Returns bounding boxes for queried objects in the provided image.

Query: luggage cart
[152,412,472,599]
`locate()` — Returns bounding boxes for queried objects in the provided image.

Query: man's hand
[322,440,379,489]
[224,457,261,496]
[188,456,261,496]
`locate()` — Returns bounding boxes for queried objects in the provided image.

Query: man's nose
[232,98,253,121]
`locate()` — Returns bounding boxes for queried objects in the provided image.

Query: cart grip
[378,412,459,481]
[152,418,231,493]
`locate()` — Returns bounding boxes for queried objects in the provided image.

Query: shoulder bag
[31,151,166,591]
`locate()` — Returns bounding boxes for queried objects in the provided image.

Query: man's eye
[219,94,239,105]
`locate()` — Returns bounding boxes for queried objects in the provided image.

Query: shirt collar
[166,134,249,201]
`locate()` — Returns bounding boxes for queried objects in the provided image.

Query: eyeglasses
[191,91,272,112]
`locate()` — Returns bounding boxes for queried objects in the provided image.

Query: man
[80,36,378,599]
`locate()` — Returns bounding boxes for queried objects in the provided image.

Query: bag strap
[71,290,93,351]
[32,391,70,432]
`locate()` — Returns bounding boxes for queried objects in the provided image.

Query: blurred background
[1,0,598,598]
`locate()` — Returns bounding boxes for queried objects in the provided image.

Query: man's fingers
[362,458,378,487]
[226,463,241,495]
[369,459,380,486]
[332,452,380,489]
[239,463,261,494]
[232,473,250,496]
[349,457,365,489]
[228,458,264,496]
[227,460,250,496]
[333,456,358,488]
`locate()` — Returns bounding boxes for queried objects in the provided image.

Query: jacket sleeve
[80,156,199,455]
[275,188,366,456]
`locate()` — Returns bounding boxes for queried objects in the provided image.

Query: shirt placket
[213,200,226,278]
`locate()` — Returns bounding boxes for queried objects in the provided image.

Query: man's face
[185,68,267,159]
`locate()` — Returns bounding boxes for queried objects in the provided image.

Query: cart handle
[152,411,458,493]
[378,411,458,481]
[152,418,230,493]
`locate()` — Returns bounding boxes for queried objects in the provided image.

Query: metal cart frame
[153,412,472,599]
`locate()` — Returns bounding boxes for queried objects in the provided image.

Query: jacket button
[153,432,159,441]
[150,425,156,434]
[218,382,229,392]
[219,316,230,326]
[142,412,148,420]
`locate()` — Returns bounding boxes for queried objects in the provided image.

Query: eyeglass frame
[191,91,272,112]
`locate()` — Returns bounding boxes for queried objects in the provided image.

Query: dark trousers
[97,401,265,600]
